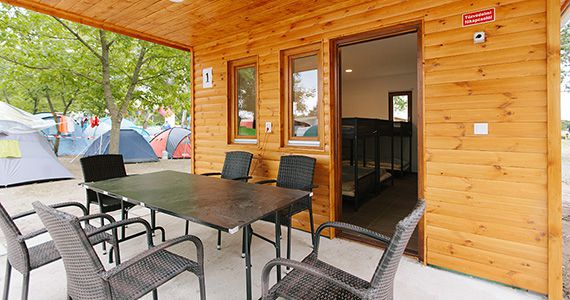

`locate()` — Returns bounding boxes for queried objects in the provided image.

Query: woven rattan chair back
[369,200,425,298]
[220,151,253,180]
[32,201,111,299]
[80,154,127,206]
[0,203,29,273]
[276,155,316,192]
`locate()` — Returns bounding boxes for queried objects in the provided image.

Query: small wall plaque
[202,67,213,88]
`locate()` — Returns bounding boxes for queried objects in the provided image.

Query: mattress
[379,158,410,171]
[341,165,391,197]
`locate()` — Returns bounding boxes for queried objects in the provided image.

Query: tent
[150,127,191,159]
[0,102,73,187]
[83,117,150,140]
[35,113,91,156]
[83,129,158,163]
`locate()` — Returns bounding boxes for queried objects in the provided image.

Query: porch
[0,159,543,300]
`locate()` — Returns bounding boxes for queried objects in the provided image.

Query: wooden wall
[191,0,556,296]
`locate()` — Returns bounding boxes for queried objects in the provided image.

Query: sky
[561,92,570,120]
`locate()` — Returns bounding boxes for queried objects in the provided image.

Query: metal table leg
[244,225,252,300]
[274,212,281,281]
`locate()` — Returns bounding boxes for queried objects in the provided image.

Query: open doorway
[333,27,421,254]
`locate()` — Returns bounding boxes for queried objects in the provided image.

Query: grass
[238,126,256,137]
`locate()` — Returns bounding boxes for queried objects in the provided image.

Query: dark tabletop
[83,170,310,233]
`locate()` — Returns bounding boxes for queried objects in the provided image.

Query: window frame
[388,91,413,123]
[228,56,259,144]
[280,43,323,148]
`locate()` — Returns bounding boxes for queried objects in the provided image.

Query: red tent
[149,127,191,159]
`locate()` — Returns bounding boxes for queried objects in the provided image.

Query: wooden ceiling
[2,0,343,51]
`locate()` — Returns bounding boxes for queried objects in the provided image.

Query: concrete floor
[0,158,545,300]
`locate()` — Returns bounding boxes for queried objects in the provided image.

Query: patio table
[82,170,311,300]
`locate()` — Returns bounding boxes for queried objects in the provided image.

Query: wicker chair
[186,151,253,250]
[32,201,206,300]
[250,155,316,262]
[261,199,425,300]
[0,201,115,300]
[80,154,164,247]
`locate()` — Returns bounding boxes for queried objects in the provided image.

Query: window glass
[236,66,256,137]
[291,54,318,138]
[392,94,410,122]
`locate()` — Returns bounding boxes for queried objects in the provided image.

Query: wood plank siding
[190,0,552,295]
[2,0,562,298]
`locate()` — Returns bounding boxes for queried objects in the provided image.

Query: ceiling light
[169,0,184,3]
[345,69,353,73]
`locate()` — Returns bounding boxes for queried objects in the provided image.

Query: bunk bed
[342,118,383,210]
[377,120,413,175]
[341,118,413,210]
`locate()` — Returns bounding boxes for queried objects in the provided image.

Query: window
[281,44,321,147]
[389,91,412,122]
[228,57,258,143]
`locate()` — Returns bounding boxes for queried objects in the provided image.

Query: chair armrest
[314,222,391,254]
[255,179,277,185]
[85,218,154,248]
[17,229,48,242]
[12,202,88,220]
[201,172,222,176]
[77,213,117,224]
[230,176,252,182]
[102,235,204,280]
[260,258,366,299]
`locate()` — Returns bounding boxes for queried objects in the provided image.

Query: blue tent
[35,114,91,156]
[83,129,158,163]
[84,117,150,140]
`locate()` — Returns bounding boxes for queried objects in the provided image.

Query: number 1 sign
[202,67,213,88]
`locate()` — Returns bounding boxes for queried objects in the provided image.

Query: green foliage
[238,126,256,136]
[0,3,190,117]
[563,120,570,131]
[562,23,570,91]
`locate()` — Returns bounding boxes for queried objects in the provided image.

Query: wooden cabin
[2,0,564,298]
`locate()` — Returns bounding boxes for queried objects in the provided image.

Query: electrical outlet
[265,122,272,133]
[474,123,488,135]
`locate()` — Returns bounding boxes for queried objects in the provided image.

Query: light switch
[265,122,272,133]
[474,123,488,135]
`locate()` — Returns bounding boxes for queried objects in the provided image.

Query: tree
[0,3,190,153]
[562,22,570,91]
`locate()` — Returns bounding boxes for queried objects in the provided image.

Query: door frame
[329,20,426,261]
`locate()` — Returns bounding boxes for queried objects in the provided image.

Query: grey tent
[0,102,73,187]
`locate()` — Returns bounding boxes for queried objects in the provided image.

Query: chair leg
[121,208,128,239]
[152,289,158,300]
[308,203,315,247]
[21,273,29,300]
[150,209,156,237]
[241,229,246,258]
[217,230,222,250]
[198,274,206,300]
[286,222,292,271]
[185,221,190,235]
[3,262,11,300]
[248,225,253,254]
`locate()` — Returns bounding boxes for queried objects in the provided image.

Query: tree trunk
[45,92,61,156]
[143,111,153,129]
[108,114,122,154]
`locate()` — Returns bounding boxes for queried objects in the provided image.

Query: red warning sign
[462,8,495,27]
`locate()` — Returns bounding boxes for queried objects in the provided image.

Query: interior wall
[341,72,419,171]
